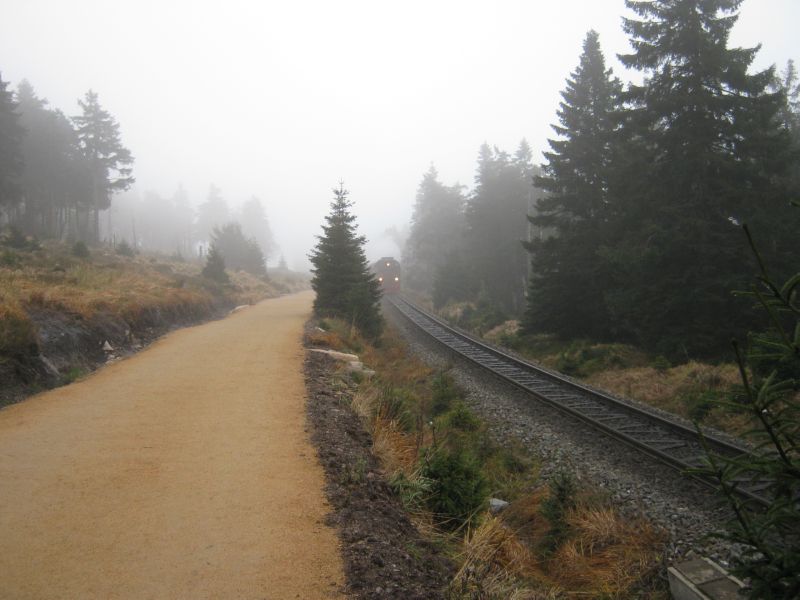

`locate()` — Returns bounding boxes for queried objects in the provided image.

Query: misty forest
[403,22,798,360]
[1,0,799,598]
[0,82,278,272]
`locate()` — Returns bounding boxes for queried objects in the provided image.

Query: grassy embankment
[309,318,667,598]
[0,233,308,400]
[429,299,752,437]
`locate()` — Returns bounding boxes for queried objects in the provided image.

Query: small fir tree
[202,243,229,284]
[210,222,267,276]
[694,218,799,598]
[309,183,382,338]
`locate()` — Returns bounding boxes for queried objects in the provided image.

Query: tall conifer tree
[403,165,465,292]
[523,30,622,338]
[72,90,134,243]
[0,72,24,212]
[309,184,382,338]
[604,0,794,356]
[464,141,535,314]
[15,81,92,238]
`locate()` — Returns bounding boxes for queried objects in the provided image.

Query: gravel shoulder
[0,291,343,599]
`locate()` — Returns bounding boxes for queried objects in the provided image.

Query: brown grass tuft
[546,506,666,597]
[372,418,418,474]
[0,300,37,356]
[451,516,547,599]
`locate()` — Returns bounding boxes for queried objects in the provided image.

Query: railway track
[387,295,770,507]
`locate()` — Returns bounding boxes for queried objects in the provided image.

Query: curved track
[388,296,769,506]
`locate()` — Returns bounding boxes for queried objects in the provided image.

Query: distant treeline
[0,80,133,243]
[0,76,277,265]
[107,184,278,264]
[403,0,799,359]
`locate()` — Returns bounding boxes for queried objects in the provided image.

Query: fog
[2,0,798,269]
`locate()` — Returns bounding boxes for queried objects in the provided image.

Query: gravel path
[385,302,741,567]
[0,291,343,599]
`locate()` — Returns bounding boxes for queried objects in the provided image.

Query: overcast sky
[2,0,798,268]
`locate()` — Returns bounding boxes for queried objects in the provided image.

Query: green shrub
[422,445,488,528]
[0,250,20,267]
[652,355,671,372]
[440,402,481,433]
[375,386,415,431]
[482,444,537,501]
[455,301,507,335]
[202,244,229,283]
[684,389,725,422]
[116,240,136,257]
[554,341,644,377]
[431,371,460,416]
[539,471,577,553]
[62,366,84,384]
[71,241,90,258]
[389,470,435,511]
[1,226,40,250]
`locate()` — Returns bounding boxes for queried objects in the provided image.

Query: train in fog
[372,257,401,294]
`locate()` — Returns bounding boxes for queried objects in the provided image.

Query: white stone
[308,348,360,362]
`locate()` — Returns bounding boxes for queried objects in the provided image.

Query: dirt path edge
[304,329,454,599]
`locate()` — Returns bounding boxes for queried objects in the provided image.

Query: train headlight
[394,276,399,281]
[378,276,383,282]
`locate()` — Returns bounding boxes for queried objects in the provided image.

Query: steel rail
[387,295,770,507]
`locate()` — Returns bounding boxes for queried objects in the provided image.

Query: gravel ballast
[384,301,743,568]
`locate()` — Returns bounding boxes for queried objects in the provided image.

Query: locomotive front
[373,257,401,294]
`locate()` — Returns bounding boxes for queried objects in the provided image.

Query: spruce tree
[15,80,92,238]
[72,90,134,243]
[464,141,536,314]
[202,244,229,283]
[239,196,277,264]
[605,0,794,357]
[309,184,382,338]
[0,72,24,211]
[694,220,800,598]
[403,165,466,292]
[523,30,622,339]
[211,222,267,276]
[195,184,228,243]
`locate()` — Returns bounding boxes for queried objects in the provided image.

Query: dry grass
[587,361,753,435]
[484,319,521,344]
[452,516,538,593]
[547,507,666,597]
[371,417,419,475]
[496,491,667,599]
[314,320,669,599]
[0,242,308,359]
[0,299,37,356]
